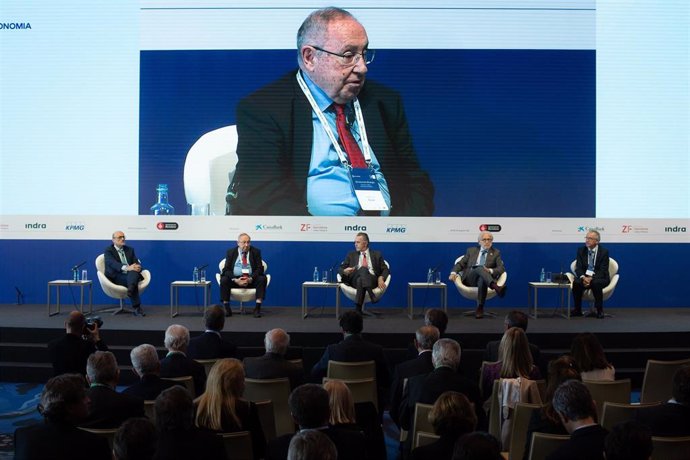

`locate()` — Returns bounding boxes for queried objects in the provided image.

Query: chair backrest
[488,379,501,440]
[254,399,277,442]
[195,358,219,377]
[569,257,619,278]
[453,256,508,301]
[508,403,542,460]
[479,361,499,399]
[640,358,690,403]
[218,430,253,460]
[243,378,294,437]
[287,358,304,369]
[416,431,440,448]
[651,436,690,460]
[528,432,570,460]
[144,400,156,423]
[327,360,376,380]
[583,379,631,421]
[323,377,379,412]
[162,376,195,397]
[601,401,662,431]
[411,402,435,450]
[79,427,118,450]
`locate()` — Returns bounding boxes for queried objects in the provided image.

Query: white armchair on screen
[183,125,238,216]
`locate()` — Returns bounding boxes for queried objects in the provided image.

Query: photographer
[48,311,108,376]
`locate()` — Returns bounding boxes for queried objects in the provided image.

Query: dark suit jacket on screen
[243,352,304,390]
[159,352,207,397]
[188,331,237,360]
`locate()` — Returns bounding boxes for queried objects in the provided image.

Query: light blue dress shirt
[233,252,252,277]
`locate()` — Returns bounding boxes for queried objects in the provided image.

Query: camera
[84,316,103,331]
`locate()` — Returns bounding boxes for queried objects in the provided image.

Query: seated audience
[14,374,111,460]
[452,432,503,460]
[81,351,145,428]
[288,429,337,460]
[635,364,690,436]
[243,328,304,390]
[570,332,615,381]
[604,420,653,460]
[113,417,157,460]
[48,310,108,376]
[411,391,478,460]
[187,305,237,360]
[159,324,206,396]
[124,344,180,400]
[195,358,266,459]
[483,310,541,369]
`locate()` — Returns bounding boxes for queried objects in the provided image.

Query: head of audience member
[37,373,89,425]
[323,379,356,425]
[604,420,653,460]
[542,355,582,424]
[155,386,194,433]
[265,328,290,355]
[288,428,338,460]
[164,324,190,353]
[552,380,597,433]
[478,231,494,250]
[503,310,529,333]
[570,332,611,373]
[195,358,245,431]
[429,391,478,440]
[424,308,449,335]
[65,310,86,335]
[339,310,364,335]
[113,417,158,460]
[585,230,601,249]
[452,431,503,460]
[498,327,534,379]
[671,364,690,406]
[86,350,120,387]
[204,305,226,332]
[130,344,161,379]
[432,338,462,371]
[415,325,440,353]
[289,384,330,429]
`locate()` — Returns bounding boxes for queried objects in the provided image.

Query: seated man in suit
[81,351,145,428]
[572,229,611,318]
[14,374,111,460]
[450,231,507,319]
[604,421,653,460]
[48,310,108,376]
[484,310,542,372]
[288,429,337,460]
[548,379,608,460]
[113,418,158,460]
[187,305,237,360]
[339,232,389,312]
[243,328,304,390]
[123,344,180,400]
[159,324,207,397]
[635,364,690,436]
[104,231,145,316]
[220,232,268,318]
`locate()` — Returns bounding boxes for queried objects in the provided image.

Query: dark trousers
[462,267,495,306]
[347,267,377,308]
[572,277,607,311]
[110,271,143,307]
[220,274,267,303]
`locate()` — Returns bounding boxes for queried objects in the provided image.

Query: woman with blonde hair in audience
[195,358,265,459]
[481,327,542,398]
[323,379,357,426]
[570,332,615,381]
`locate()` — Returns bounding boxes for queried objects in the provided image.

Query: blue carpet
[0,382,44,459]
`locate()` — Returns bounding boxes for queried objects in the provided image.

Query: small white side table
[301,282,341,319]
[47,280,93,317]
[170,281,212,318]
[407,282,447,319]
[528,281,572,319]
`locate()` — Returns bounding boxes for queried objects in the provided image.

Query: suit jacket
[545,424,608,460]
[159,352,207,397]
[233,71,434,216]
[221,245,264,280]
[574,244,610,283]
[243,352,304,390]
[80,384,145,429]
[389,350,434,427]
[635,402,690,437]
[196,399,266,460]
[188,331,238,360]
[411,435,461,460]
[155,428,227,460]
[265,426,366,460]
[104,244,140,280]
[14,420,111,460]
[48,333,108,376]
[122,373,180,401]
[339,249,389,281]
[452,246,505,280]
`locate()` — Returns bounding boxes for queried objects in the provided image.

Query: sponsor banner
[0,216,688,243]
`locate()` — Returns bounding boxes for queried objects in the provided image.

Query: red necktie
[334,104,367,168]
[362,252,368,268]
[242,252,248,265]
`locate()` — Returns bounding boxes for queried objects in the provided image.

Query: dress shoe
[133,307,146,317]
[571,309,583,317]
[224,305,232,317]
[475,306,484,319]
[584,310,598,318]
[596,311,605,319]
[368,291,379,304]
[252,306,262,318]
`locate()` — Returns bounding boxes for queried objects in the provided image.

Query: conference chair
[640,358,690,403]
[600,401,662,431]
[183,125,238,216]
[215,258,271,314]
[94,254,151,315]
[416,432,441,448]
[410,402,435,450]
[453,256,508,318]
[327,360,376,380]
[195,358,219,377]
[527,433,569,460]
[508,402,542,460]
[144,400,156,422]
[582,378,631,421]
[254,400,276,442]
[79,427,118,449]
[479,360,499,400]
[488,378,542,449]
[651,436,690,460]
[243,377,294,437]
[161,375,195,396]
[565,257,620,316]
[323,377,379,412]
[218,431,253,460]
[337,261,391,315]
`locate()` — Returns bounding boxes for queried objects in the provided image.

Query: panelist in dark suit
[230,7,434,217]
[635,364,690,436]
[188,305,238,359]
[243,328,304,390]
[104,230,145,316]
[220,232,267,318]
[123,344,180,400]
[48,310,108,376]
[450,231,507,318]
[339,232,389,312]
[159,324,207,397]
[572,229,611,318]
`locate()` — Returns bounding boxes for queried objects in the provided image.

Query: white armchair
[215,258,271,313]
[337,261,391,314]
[94,254,151,315]
[565,257,619,306]
[453,255,508,317]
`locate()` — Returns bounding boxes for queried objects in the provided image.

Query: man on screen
[230,7,434,216]
[571,229,610,318]
[104,231,145,316]
[219,232,267,318]
[339,232,388,313]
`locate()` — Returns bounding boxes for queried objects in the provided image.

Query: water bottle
[540,268,545,282]
[150,183,175,215]
[193,267,199,283]
[72,268,79,282]
[427,268,433,284]
[313,266,319,282]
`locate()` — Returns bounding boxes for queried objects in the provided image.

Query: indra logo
[0,22,32,30]
[665,226,687,233]
[25,222,46,229]
[386,225,406,233]
[65,223,85,231]
[344,224,367,232]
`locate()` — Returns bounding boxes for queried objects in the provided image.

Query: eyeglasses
[585,237,598,241]
[310,46,375,66]
[115,236,126,240]
[480,238,493,242]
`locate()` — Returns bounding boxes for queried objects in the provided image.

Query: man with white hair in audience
[243,328,304,390]
[159,324,206,396]
[124,343,180,400]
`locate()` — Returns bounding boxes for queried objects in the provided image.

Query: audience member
[287,429,337,460]
[48,310,108,376]
[124,344,180,400]
[546,379,608,460]
[411,391,478,460]
[187,305,238,360]
[483,310,541,369]
[452,432,503,460]
[195,358,266,459]
[81,351,145,428]
[14,374,111,460]
[570,332,615,381]
[481,327,542,399]
[323,379,357,427]
[113,417,157,460]
[159,324,207,396]
[243,328,304,389]
[154,386,227,460]
[635,364,690,436]
[425,308,449,336]
[604,420,653,460]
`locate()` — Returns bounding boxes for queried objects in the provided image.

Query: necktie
[117,249,127,265]
[588,250,594,270]
[334,104,367,168]
[361,252,368,268]
[478,250,487,266]
[241,251,248,266]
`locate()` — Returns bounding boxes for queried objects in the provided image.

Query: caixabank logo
[255,224,283,231]
[578,225,604,233]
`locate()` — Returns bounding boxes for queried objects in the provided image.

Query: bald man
[243,328,304,390]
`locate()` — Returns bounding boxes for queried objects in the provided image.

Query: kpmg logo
[665,226,687,233]
[344,224,367,232]
[0,22,32,30]
[25,222,47,229]
[65,222,85,231]
[578,226,605,233]
[386,225,406,234]
[255,224,283,231]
